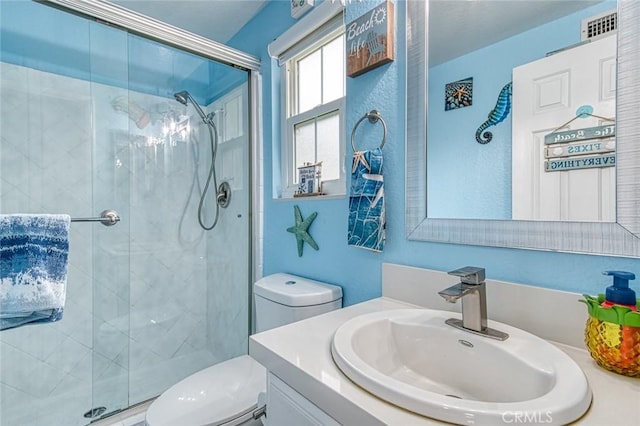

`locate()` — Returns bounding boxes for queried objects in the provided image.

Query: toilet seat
[145,355,266,426]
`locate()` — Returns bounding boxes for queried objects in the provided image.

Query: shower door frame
[42,0,261,71]
[40,0,264,413]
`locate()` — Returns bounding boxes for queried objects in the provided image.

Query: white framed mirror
[405,0,640,256]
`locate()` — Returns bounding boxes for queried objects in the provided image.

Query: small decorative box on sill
[295,162,324,197]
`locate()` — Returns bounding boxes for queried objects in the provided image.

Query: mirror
[427,1,616,222]
[406,0,640,256]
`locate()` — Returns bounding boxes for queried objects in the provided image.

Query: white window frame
[209,84,248,192]
[212,85,247,145]
[273,6,346,199]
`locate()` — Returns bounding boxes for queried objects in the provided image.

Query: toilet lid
[146,355,266,426]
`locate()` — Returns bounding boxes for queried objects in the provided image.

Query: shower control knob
[217,182,231,208]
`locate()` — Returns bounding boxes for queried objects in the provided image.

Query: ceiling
[111,0,269,43]
[429,0,603,65]
[111,1,606,66]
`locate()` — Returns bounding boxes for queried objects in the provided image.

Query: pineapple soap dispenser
[581,270,640,377]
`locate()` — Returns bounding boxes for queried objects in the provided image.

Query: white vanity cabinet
[265,373,340,426]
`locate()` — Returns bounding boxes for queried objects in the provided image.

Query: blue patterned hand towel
[0,214,70,330]
[348,148,385,252]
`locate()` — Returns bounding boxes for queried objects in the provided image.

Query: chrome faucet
[439,266,508,340]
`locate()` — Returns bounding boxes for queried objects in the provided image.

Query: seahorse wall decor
[475,82,513,144]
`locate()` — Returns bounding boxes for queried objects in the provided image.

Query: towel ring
[351,110,387,152]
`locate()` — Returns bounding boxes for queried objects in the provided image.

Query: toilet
[145,273,343,426]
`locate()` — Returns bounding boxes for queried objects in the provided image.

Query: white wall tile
[0,342,67,398]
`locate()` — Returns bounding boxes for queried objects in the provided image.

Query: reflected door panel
[512,35,616,221]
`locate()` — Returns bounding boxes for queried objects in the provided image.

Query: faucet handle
[448,266,485,284]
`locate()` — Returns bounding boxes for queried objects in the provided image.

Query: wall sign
[544,124,615,145]
[545,153,615,172]
[545,140,615,159]
[346,1,394,77]
[291,0,314,19]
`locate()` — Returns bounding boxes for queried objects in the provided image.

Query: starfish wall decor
[286,205,319,257]
[445,77,473,111]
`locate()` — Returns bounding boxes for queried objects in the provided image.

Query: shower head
[174,91,189,106]
[173,90,211,124]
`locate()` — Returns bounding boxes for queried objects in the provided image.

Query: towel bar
[71,210,120,227]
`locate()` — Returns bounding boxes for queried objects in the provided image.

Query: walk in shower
[0,1,257,424]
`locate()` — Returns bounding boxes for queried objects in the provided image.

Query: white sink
[331,309,591,425]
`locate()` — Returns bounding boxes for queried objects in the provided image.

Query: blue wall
[427,1,616,219]
[231,0,640,308]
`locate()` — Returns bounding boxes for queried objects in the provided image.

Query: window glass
[316,111,340,181]
[297,49,322,114]
[294,119,316,181]
[322,35,344,104]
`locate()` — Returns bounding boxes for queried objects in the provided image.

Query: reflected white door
[512,35,616,221]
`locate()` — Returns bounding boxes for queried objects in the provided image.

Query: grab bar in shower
[71,210,120,227]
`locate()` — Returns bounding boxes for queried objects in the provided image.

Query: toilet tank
[254,273,343,333]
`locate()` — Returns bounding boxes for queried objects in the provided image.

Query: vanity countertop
[249,297,640,426]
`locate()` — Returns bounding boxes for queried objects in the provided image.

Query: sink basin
[331,309,591,425]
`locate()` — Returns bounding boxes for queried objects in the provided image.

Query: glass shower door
[122,34,251,407]
[0,2,132,424]
[1,2,251,424]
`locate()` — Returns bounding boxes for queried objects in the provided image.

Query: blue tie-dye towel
[0,214,70,330]
[348,148,385,252]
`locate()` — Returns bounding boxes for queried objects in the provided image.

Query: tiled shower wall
[0,60,96,426]
[0,62,249,425]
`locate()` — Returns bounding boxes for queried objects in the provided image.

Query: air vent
[581,9,617,41]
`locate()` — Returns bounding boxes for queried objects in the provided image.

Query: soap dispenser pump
[601,270,638,311]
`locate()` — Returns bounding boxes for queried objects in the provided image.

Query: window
[209,85,247,191]
[279,13,345,198]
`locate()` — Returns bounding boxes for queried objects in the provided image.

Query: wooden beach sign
[346,1,394,77]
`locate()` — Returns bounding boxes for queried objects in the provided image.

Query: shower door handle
[71,210,120,227]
